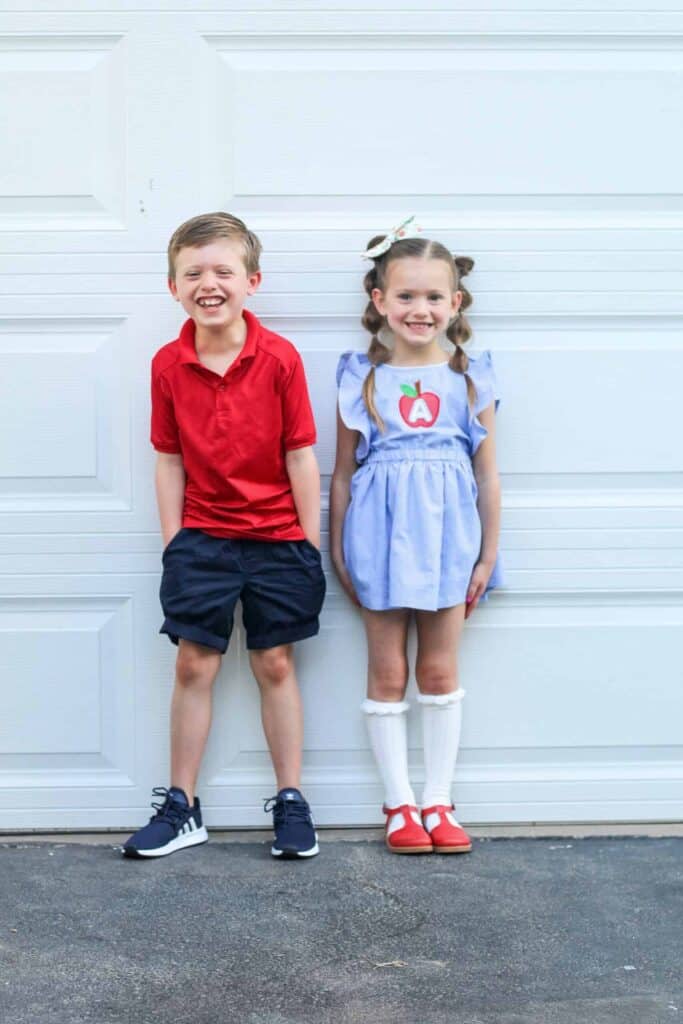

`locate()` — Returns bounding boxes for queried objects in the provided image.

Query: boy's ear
[247,270,262,295]
[168,277,179,300]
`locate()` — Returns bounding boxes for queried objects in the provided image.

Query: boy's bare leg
[170,639,222,803]
[249,645,303,791]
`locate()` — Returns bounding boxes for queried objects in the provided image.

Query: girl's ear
[451,289,463,316]
[371,287,386,316]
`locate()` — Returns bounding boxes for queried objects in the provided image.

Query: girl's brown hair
[361,236,475,430]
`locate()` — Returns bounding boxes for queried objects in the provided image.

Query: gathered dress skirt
[343,446,502,612]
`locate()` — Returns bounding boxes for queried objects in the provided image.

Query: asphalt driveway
[0,835,681,1024]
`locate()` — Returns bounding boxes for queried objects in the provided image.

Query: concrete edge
[1,823,682,844]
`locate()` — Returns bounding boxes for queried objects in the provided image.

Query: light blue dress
[337,350,503,611]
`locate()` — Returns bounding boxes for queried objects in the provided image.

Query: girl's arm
[155,451,186,547]
[285,445,321,548]
[329,409,361,605]
[467,403,501,617]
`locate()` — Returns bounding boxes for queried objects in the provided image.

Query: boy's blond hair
[167,212,262,278]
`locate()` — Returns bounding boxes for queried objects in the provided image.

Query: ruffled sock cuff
[361,698,410,716]
[416,689,465,707]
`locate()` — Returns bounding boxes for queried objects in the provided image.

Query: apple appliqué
[398,380,440,428]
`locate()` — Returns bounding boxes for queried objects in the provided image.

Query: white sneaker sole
[271,836,319,859]
[124,825,208,858]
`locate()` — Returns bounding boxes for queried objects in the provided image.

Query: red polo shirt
[151,310,316,540]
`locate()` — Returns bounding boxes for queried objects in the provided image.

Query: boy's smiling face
[168,238,261,330]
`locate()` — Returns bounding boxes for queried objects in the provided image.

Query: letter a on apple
[408,397,432,424]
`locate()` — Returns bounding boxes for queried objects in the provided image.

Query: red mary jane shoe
[421,805,472,854]
[383,804,433,854]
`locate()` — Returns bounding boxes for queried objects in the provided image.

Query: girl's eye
[429,294,444,301]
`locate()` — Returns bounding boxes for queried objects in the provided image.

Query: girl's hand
[333,557,361,607]
[465,561,493,619]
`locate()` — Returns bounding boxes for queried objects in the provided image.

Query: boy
[123,212,325,860]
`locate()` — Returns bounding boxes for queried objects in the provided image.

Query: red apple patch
[398,380,440,428]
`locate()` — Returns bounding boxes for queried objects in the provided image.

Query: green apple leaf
[400,384,418,397]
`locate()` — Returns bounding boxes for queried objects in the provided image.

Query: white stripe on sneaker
[129,825,209,858]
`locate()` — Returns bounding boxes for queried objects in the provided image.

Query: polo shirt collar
[177,309,260,368]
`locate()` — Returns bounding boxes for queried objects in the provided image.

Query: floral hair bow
[362,216,422,260]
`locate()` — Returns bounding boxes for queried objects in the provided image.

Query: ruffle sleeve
[336,350,372,461]
[466,349,500,455]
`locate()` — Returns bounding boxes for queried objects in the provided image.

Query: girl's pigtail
[447,254,476,407]
[361,255,391,431]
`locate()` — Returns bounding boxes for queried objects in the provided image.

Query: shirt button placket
[217,380,230,420]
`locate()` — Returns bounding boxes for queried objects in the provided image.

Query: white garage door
[1,1,682,828]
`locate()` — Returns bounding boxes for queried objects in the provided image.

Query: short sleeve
[336,350,372,461]
[150,364,181,453]
[466,350,500,455]
[282,352,317,451]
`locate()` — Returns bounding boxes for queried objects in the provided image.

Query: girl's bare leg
[363,607,411,702]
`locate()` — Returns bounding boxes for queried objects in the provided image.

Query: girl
[330,221,502,854]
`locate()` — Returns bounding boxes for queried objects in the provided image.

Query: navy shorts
[159,528,326,652]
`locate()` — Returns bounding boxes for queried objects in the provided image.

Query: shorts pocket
[162,527,186,561]
[299,539,322,565]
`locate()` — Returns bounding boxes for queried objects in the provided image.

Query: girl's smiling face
[372,257,461,362]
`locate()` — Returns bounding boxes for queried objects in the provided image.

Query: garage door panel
[461,596,683,750]
[0,594,135,789]
[205,37,683,203]
[0,317,131,512]
[0,34,126,231]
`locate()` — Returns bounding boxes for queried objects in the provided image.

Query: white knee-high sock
[361,699,415,808]
[418,689,465,808]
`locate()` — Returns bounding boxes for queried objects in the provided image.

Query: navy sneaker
[123,786,208,858]
[264,788,319,859]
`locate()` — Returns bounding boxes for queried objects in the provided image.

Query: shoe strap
[421,804,454,818]
[384,803,420,821]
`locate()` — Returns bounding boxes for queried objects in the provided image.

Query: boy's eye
[398,293,412,300]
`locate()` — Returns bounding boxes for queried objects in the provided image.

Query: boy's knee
[415,659,458,696]
[175,643,220,689]
[251,645,294,687]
